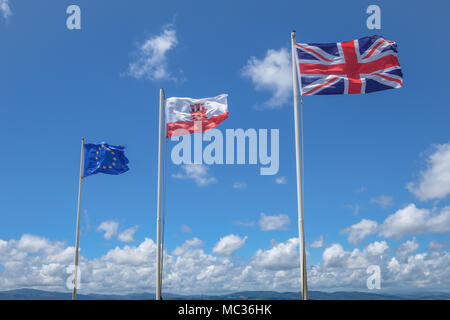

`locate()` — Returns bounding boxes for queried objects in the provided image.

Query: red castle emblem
[190,104,207,121]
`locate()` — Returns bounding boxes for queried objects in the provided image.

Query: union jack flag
[295,35,403,96]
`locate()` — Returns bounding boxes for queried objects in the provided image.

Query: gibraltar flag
[165,94,229,137]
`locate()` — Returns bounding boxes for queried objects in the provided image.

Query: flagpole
[291,30,308,300]
[72,137,85,300]
[156,88,165,300]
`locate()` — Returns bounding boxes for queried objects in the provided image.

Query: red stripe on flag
[302,76,340,96]
[364,40,386,59]
[296,44,332,62]
[373,73,403,86]
[341,40,362,94]
[166,112,229,137]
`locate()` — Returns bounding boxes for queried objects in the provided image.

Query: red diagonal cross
[299,40,400,94]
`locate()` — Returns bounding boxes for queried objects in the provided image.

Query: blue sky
[0,0,449,295]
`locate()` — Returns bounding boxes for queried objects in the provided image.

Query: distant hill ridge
[0,288,449,300]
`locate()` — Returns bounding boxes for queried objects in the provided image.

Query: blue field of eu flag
[83,142,129,178]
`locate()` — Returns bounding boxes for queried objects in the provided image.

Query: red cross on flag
[165,94,229,137]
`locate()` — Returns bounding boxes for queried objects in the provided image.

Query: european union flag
[83,142,130,178]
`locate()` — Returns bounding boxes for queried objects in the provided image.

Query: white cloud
[341,219,378,245]
[0,0,11,20]
[172,238,203,256]
[322,241,388,269]
[379,204,428,238]
[397,238,419,262]
[97,221,119,240]
[426,241,448,251]
[321,242,387,269]
[125,25,178,81]
[0,235,75,292]
[342,204,450,242]
[322,244,346,267]
[212,234,247,256]
[241,48,291,108]
[370,195,393,209]
[118,226,139,243]
[16,234,55,254]
[102,238,155,266]
[407,142,450,201]
[309,235,324,248]
[172,164,217,186]
[384,252,450,291]
[365,240,389,256]
[275,176,287,184]
[0,234,449,294]
[258,213,290,231]
[312,240,450,292]
[252,238,299,270]
[379,204,450,239]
